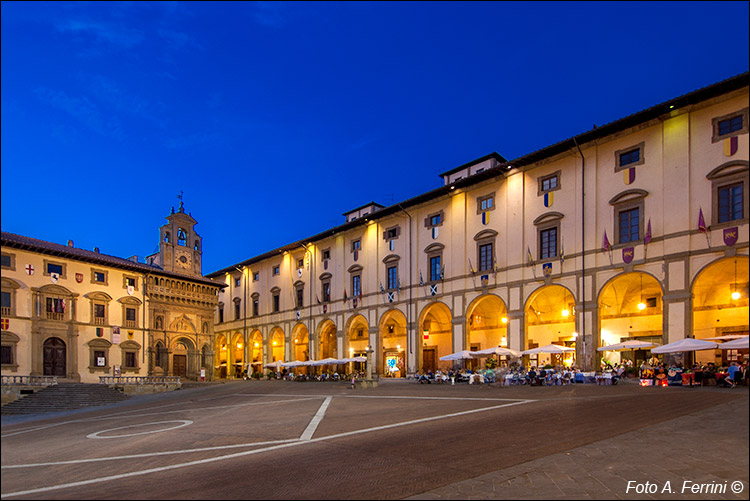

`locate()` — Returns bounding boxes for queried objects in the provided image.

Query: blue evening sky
[2,1,748,274]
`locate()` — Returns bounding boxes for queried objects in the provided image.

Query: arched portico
[215,334,227,379]
[598,272,664,367]
[525,285,576,367]
[270,327,285,363]
[346,314,369,375]
[418,302,452,372]
[466,294,509,370]
[378,309,407,377]
[691,256,749,365]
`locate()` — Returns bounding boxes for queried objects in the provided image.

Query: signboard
[112,326,121,344]
[97,357,106,367]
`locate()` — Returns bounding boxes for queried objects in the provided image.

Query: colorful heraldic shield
[723,227,738,246]
[622,247,634,264]
[624,167,636,185]
[724,136,738,156]
[543,191,553,207]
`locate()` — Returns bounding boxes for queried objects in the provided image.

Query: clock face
[176,254,192,269]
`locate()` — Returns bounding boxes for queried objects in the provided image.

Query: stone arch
[598,271,664,366]
[317,318,337,360]
[691,256,749,366]
[269,326,285,363]
[418,302,453,372]
[291,323,309,363]
[378,308,407,377]
[524,284,577,367]
[465,293,509,369]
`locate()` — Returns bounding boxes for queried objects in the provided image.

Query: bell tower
[157,200,203,276]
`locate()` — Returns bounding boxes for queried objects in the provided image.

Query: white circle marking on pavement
[87,420,193,439]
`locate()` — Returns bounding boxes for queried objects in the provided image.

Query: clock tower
[152,201,203,277]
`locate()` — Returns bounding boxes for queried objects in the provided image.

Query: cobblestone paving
[407,389,749,500]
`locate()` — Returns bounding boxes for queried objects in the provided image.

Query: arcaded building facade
[208,73,749,378]
[1,204,223,383]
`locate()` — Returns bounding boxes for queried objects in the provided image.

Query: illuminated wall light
[638,301,647,310]
[732,291,741,300]
[501,317,508,324]
[237,343,242,349]
[396,345,401,350]
[561,309,570,317]
[272,341,277,346]
[254,342,259,348]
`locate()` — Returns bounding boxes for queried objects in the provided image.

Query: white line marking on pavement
[300,396,331,441]
[0,399,533,498]
[1,439,301,469]
[86,420,193,439]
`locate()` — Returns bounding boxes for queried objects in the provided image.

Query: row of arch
[215,257,748,376]
[147,276,216,296]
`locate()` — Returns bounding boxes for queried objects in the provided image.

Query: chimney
[94,247,100,253]
[127,255,139,263]
[67,240,74,247]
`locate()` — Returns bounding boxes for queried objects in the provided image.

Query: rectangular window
[235,277,241,287]
[352,240,361,251]
[297,258,304,268]
[718,115,744,136]
[619,148,640,167]
[296,288,304,308]
[541,175,558,192]
[1,254,11,268]
[124,351,137,368]
[540,228,558,259]
[47,263,63,275]
[480,196,494,211]
[94,272,105,283]
[253,299,259,317]
[273,294,280,312]
[352,275,361,297]
[1,291,10,315]
[218,306,224,323]
[125,308,136,322]
[619,207,640,243]
[94,350,106,367]
[322,250,330,260]
[2,345,14,365]
[479,243,493,271]
[430,256,441,281]
[253,272,259,281]
[322,282,331,302]
[94,303,105,319]
[273,266,280,276]
[126,277,136,288]
[387,265,398,289]
[430,214,441,226]
[235,302,241,320]
[718,183,744,223]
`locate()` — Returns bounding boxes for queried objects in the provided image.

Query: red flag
[698,208,707,233]
[602,230,612,252]
[644,218,652,245]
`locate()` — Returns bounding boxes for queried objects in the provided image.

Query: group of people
[638,358,749,388]
[417,368,496,384]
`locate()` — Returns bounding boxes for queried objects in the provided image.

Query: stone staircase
[1,382,129,415]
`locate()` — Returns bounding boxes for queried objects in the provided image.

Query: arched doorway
[419,302,452,372]
[43,337,66,377]
[215,334,227,378]
[230,331,244,378]
[525,285,576,368]
[318,319,338,359]
[378,309,406,377]
[270,327,285,363]
[466,294,509,370]
[291,324,309,375]
[692,256,749,365]
[250,330,263,375]
[347,314,369,375]
[173,337,194,378]
[599,272,664,367]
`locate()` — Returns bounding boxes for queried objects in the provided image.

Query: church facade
[207,73,749,377]
[1,203,223,383]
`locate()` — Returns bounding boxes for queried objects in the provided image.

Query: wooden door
[43,337,66,377]
[422,348,436,373]
[173,355,187,378]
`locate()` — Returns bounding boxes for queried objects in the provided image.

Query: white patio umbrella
[470,346,522,358]
[597,340,658,352]
[704,335,749,341]
[280,360,305,367]
[651,338,718,353]
[265,361,283,368]
[312,357,340,366]
[719,337,749,350]
[341,356,367,363]
[439,350,476,361]
[521,344,575,355]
